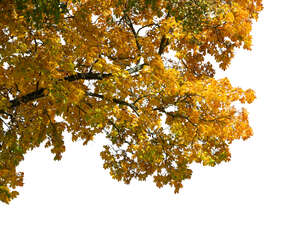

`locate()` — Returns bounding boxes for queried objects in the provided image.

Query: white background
[1,1,300,249]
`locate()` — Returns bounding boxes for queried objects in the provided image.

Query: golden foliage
[0,0,263,203]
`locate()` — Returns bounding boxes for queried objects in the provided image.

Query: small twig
[0,117,10,129]
[153,107,196,127]
[89,59,99,73]
[133,94,151,105]
[136,23,159,36]
[86,92,139,116]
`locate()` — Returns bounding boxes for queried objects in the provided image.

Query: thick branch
[64,72,112,82]
[158,35,169,55]
[0,88,46,114]
[0,69,143,115]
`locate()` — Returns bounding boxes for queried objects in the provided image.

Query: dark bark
[0,71,137,115]
[64,72,112,82]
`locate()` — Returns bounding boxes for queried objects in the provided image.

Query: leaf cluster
[0,0,262,203]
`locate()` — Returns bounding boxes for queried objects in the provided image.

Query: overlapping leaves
[0,0,262,203]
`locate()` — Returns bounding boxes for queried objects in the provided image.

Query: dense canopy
[0,0,263,203]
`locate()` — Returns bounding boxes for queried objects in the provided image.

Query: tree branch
[158,35,169,55]
[137,23,159,36]
[0,68,144,115]
[64,72,112,82]
[0,88,46,114]
[86,92,139,115]
[154,107,196,127]
[124,15,141,52]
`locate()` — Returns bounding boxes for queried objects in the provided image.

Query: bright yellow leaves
[0,0,262,203]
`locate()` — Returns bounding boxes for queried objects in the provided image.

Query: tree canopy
[0,0,263,203]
